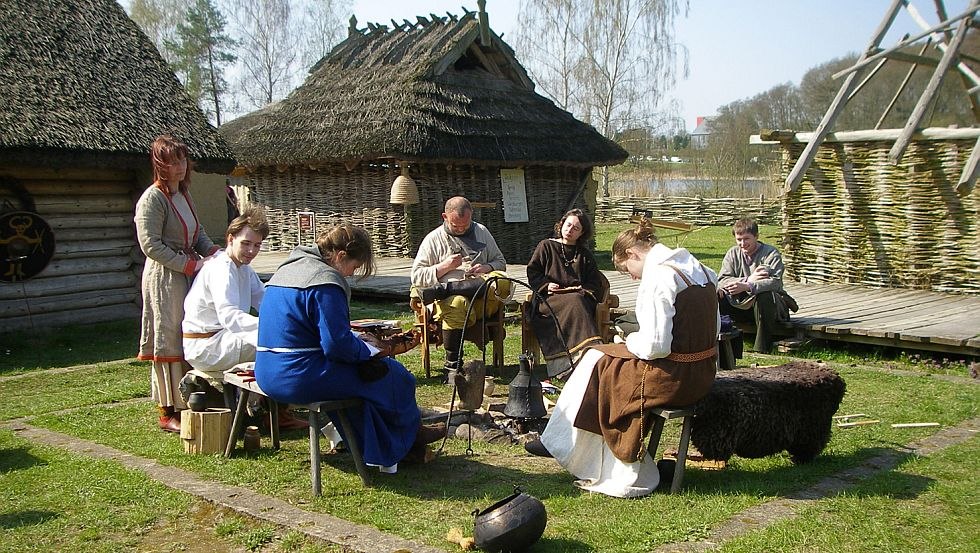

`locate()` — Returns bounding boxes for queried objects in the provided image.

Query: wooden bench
[222,370,371,495]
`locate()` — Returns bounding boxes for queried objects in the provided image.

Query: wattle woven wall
[779,139,978,295]
[243,162,594,264]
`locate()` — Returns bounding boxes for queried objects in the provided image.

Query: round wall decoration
[0,211,55,282]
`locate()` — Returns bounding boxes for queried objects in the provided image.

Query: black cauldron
[472,487,547,552]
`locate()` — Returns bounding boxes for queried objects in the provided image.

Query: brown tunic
[574,268,718,462]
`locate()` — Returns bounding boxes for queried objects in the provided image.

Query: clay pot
[187,391,208,412]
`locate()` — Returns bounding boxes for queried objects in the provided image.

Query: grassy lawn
[1,222,977,552]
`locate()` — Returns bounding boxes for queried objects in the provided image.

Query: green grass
[593,221,781,273]
[0,319,136,376]
[2,316,978,552]
[0,429,343,553]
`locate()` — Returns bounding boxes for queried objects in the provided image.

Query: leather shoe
[524,438,552,458]
[415,422,447,445]
[277,409,310,431]
[158,415,181,433]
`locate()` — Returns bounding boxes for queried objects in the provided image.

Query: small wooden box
[180,408,232,455]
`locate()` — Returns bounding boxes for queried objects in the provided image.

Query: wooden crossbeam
[888,2,977,164]
[785,0,906,192]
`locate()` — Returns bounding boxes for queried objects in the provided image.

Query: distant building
[691,116,716,149]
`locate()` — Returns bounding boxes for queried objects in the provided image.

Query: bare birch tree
[298,0,353,69]
[514,0,688,195]
[227,0,299,108]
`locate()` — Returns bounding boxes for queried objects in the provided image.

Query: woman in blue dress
[255,224,443,470]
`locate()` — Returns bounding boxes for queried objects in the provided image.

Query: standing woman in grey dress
[135,135,218,433]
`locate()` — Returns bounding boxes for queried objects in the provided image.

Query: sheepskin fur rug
[690,361,845,464]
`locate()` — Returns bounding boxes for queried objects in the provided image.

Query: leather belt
[183,331,219,339]
[665,347,717,362]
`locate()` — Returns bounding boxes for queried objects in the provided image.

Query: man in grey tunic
[718,218,791,353]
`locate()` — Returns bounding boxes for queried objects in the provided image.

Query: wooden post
[888,0,978,164]
[181,408,232,455]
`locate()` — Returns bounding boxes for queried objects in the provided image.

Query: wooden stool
[223,371,280,455]
[646,406,694,494]
[306,400,371,493]
[222,371,371,495]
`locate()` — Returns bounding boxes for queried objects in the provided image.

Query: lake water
[608,178,771,197]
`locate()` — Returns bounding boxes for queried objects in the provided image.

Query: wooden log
[34,195,134,214]
[54,238,135,259]
[37,255,134,278]
[180,408,232,455]
[0,271,137,300]
[0,287,137,318]
[0,303,139,332]
[45,213,133,230]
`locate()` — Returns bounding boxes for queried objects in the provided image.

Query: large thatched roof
[0,0,235,173]
[221,10,627,168]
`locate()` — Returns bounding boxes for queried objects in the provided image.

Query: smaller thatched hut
[0,0,235,332]
[221,7,626,263]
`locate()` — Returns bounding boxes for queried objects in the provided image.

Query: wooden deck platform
[251,253,979,356]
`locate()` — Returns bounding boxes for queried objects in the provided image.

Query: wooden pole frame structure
[784,0,980,193]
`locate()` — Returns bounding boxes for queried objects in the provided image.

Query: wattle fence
[594,195,781,225]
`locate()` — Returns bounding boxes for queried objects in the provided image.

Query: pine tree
[166,0,238,126]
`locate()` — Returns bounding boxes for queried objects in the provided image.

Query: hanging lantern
[389,164,419,205]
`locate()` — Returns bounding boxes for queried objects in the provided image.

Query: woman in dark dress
[525,209,605,378]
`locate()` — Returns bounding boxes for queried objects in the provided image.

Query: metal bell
[503,353,546,419]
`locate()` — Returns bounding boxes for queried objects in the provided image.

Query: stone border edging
[652,417,980,552]
[6,422,443,553]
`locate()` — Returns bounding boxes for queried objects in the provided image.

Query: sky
[352,0,972,132]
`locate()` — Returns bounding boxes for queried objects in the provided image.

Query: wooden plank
[38,255,134,278]
[46,214,133,230]
[24,181,135,196]
[34,195,133,214]
[2,167,135,181]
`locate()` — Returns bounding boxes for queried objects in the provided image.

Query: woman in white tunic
[536,218,720,498]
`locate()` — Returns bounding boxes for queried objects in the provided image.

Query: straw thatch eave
[0,0,235,174]
[221,12,626,170]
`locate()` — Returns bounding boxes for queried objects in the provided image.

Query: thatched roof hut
[0,0,235,332]
[221,7,626,263]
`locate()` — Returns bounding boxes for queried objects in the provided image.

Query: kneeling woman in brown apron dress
[536,218,721,498]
